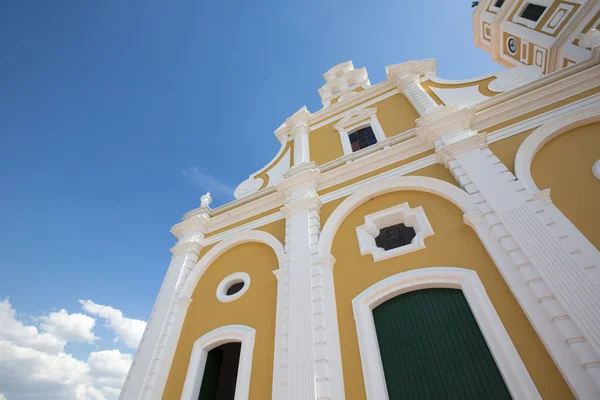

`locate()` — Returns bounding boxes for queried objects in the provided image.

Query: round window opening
[507,37,518,54]
[217,272,250,303]
[226,281,245,296]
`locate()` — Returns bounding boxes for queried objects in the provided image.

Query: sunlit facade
[121,1,600,398]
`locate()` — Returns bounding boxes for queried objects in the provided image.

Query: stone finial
[200,192,212,208]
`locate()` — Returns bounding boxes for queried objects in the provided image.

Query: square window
[494,0,504,7]
[349,126,377,152]
[521,3,546,22]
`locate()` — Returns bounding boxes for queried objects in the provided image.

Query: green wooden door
[198,347,223,400]
[373,288,512,399]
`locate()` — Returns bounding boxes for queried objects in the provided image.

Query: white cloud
[80,300,146,349]
[88,350,132,391]
[0,299,65,354]
[39,309,99,343]
[0,299,140,400]
[182,166,234,195]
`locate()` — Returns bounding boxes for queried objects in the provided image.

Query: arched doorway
[373,288,511,399]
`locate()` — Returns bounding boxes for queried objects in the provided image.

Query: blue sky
[0,1,500,398]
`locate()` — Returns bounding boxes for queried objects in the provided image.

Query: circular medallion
[507,37,518,54]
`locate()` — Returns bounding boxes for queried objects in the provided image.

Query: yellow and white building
[120,1,600,398]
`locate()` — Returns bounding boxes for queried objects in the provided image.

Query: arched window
[373,288,511,399]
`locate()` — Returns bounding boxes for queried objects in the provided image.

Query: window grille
[375,223,416,251]
[349,126,377,152]
[521,3,546,22]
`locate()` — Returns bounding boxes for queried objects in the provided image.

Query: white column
[437,130,600,398]
[281,178,320,400]
[291,122,311,166]
[275,164,345,400]
[120,238,203,400]
[397,73,442,116]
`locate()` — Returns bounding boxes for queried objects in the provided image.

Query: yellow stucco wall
[310,93,419,166]
[330,188,573,399]
[531,121,600,249]
[163,223,284,398]
[489,129,535,173]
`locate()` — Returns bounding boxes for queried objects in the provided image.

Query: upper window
[494,0,505,7]
[521,3,546,22]
[349,126,377,152]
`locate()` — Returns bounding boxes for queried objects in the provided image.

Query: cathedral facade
[121,0,600,398]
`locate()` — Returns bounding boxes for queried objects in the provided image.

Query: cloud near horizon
[0,298,145,400]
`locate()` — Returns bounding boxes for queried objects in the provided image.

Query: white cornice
[174,54,600,242]
[549,0,599,72]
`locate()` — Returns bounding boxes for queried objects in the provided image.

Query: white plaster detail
[352,267,541,400]
[318,176,476,260]
[234,140,292,199]
[181,230,286,299]
[356,203,433,262]
[125,230,284,400]
[216,272,251,303]
[593,159,600,179]
[488,65,544,92]
[515,105,600,193]
[580,29,600,49]
[438,131,600,398]
[430,85,490,109]
[334,108,386,155]
[385,59,442,116]
[319,61,371,107]
[200,192,212,208]
[180,325,255,400]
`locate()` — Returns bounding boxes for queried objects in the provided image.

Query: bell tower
[472,0,600,73]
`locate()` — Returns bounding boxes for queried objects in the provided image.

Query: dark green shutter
[198,347,223,400]
[373,288,512,399]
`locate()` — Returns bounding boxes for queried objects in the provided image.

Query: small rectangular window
[494,0,505,7]
[521,3,546,22]
[349,126,377,152]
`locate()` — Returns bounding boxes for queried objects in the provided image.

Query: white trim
[334,108,387,156]
[513,0,553,30]
[133,230,284,400]
[352,267,541,400]
[309,88,397,131]
[181,325,256,400]
[514,105,600,193]
[180,230,286,299]
[356,203,434,262]
[216,272,251,303]
[593,159,600,179]
[318,176,476,260]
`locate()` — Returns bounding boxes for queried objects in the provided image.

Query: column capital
[435,129,487,168]
[170,235,204,257]
[277,162,321,198]
[316,255,336,270]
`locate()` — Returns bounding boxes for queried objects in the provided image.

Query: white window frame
[356,203,434,262]
[216,272,251,303]
[352,267,541,400]
[489,0,505,13]
[181,325,256,400]
[334,108,386,155]
[513,0,553,29]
